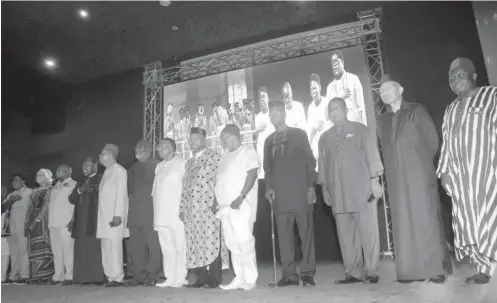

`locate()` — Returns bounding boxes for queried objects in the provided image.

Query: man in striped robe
[437,57,497,284]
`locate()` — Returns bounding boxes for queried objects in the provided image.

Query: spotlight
[44,58,57,69]
[160,1,171,7]
[78,9,89,19]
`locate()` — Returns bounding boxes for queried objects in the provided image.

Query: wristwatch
[239,193,246,200]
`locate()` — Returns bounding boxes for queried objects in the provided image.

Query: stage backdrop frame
[142,8,393,258]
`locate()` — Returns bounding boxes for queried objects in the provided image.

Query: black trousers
[127,225,162,281]
[275,206,316,281]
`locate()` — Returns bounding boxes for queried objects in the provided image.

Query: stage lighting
[78,9,89,19]
[160,1,171,7]
[44,58,57,69]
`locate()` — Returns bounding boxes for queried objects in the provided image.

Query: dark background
[2,1,483,262]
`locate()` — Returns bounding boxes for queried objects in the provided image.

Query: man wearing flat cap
[437,57,497,284]
[97,144,129,287]
[180,127,229,288]
[377,74,451,283]
[125,140,161,287]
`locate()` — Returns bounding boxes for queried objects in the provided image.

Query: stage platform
[2,260,495,303]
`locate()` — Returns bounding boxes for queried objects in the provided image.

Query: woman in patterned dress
[25,169,55,284]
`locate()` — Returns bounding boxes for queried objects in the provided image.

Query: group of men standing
[256,55,496,287]
[2,55,495,290]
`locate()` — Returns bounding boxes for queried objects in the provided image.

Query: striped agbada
[437,85,497,276]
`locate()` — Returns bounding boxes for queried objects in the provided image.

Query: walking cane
[268,201,278,288]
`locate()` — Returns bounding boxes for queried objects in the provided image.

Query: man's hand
[109,216,122,227]
[343,88,351,99]
[265,188,276,204]
[370,178,383,199]
[67,220,74,233]
[230,196,244,210]
[211,199,219,214]
[306,187,316,204]
[440,174,452,194]
[179,212,184,222]
[79,181,91,193]
[8,195,22,203]
[322,187,332,207]
[256,123,267,133]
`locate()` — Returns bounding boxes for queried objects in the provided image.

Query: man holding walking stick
[263,101,317,287]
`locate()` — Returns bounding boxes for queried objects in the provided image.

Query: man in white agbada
[254,86,275,179]
[97,143,129,287]
[49,165,77,285]
[282,82,307,131]
[152,138,188,288]
[325,50,367,126]
[215,124,259,290]
[307,73,332,165]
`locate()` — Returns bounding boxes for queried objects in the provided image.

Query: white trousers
[49,227,74,281]
[101,237,124,282]
[2,237,9,282]
[217,205,258,285]
[156,220,187,284]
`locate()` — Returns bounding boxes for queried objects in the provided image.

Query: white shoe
[156,280,173,288]
[240,283,256,291]
[219,278,242,290]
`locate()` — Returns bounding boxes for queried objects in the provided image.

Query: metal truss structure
[143,7,393,257]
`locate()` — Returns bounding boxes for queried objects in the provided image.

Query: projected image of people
[306,73,332,163]
[255,86,275,179]
[282,82,307,131]
[325,50,367,125]
[164,103,175,139]
[194,104,207,130]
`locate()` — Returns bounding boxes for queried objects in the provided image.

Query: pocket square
[345,133,355,139]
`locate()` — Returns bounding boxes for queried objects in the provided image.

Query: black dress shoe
[144,279,156,287]
[186,281,207,288]
[61,280,74,286]
[396,279,425,284]
[125,279,143,287]
[364,276,379,284]
[301,276,315,287]
[105,281,124,287]
[276,277,299,287]
[335,276,362,284]
[206,279,220,288]
[465,273,490,284]
[428,275,446,284]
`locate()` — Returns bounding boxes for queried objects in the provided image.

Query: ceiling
[2,1,386,84]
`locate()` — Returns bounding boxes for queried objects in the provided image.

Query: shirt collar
[194,149,205,159]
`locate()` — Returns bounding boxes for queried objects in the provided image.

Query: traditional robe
[97,162,129,283]
[68,173,105,284]
[48,177,77,282]
[127,158,161,282]
[25,187,54,281]
[318,120,383,279]
[180,148,229,271]
[378,101,449,280]
[4,187,32,280]
[437,86,497,275]
[326,71,366,125]
[215,144,259,288]
[153,157,187,287]
[2,212,9,282]
[263,127,316,280]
